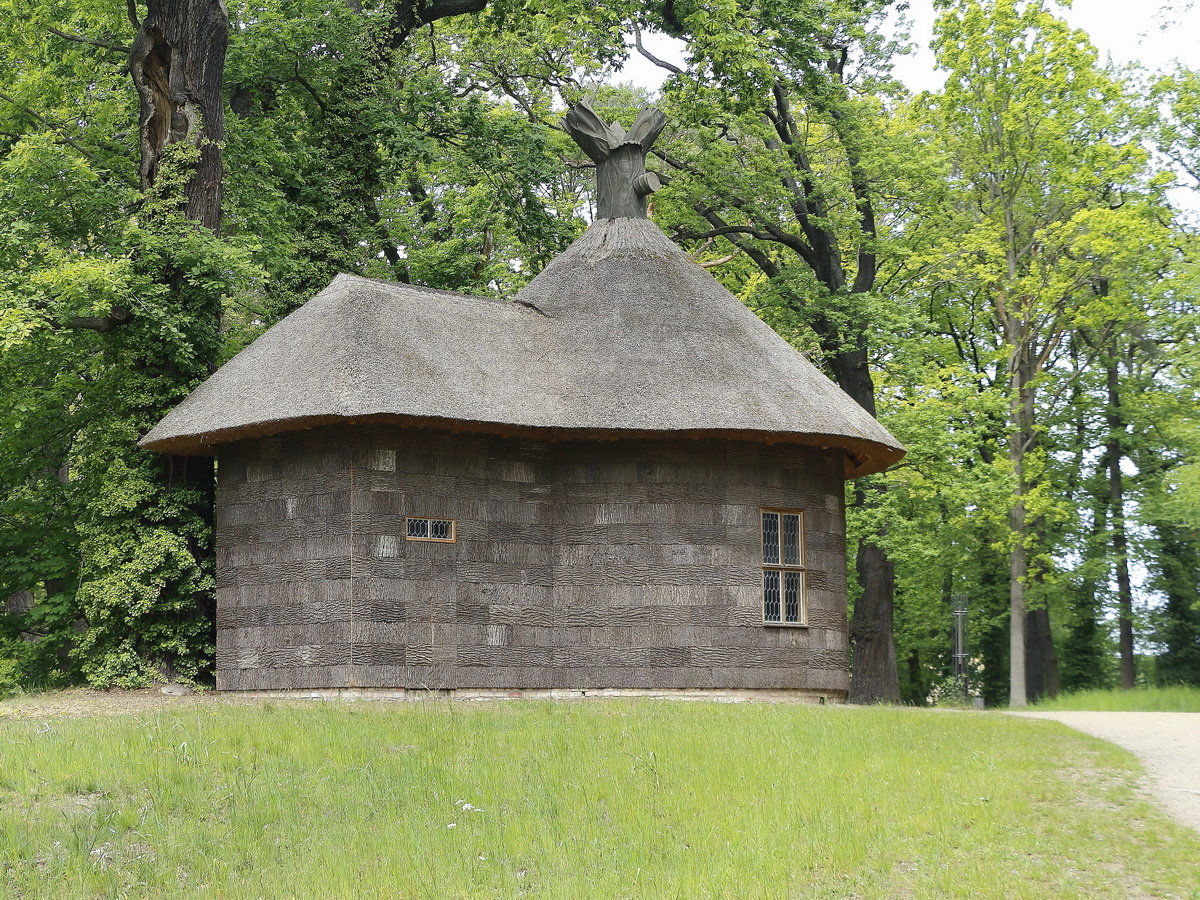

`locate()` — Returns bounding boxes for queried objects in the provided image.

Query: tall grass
[1031,685,1200,712]
[1,700,1197,898]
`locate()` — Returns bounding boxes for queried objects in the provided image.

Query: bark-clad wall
[215,424,848,693]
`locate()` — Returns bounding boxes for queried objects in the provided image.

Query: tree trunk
[128,0,226,527]
[1007,347,1035,707]
[85,0,228,680]
[1009,498,1027,707]
[1107,354,1136,689]
[1024,519,1060,701]
[3,590,34,616]
[1024,605,1060,702]
[1024,606,1043,702]
[129,0,228,233]
[848,535,900,703]
[834,340,901,705]
[1036,605,1060,697]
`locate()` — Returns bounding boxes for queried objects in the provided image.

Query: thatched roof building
[142,104,904,698]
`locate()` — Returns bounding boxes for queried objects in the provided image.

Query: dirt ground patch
[0,687,263,720]
[1009,710,1200,834]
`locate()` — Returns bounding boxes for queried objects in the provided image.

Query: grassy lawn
[1,699,1197,898]
[1029,685,1200,713]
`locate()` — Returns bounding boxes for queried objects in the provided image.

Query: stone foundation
[232,687,846,704]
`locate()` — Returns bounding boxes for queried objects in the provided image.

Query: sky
[892,0,1200,92]
[620,1,1200,93]
[616,1,1200,213]
[887,1,1200,215]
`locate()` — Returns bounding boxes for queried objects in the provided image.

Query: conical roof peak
[563,103,666,220]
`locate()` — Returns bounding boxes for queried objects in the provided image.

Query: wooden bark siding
[214,424,848,694]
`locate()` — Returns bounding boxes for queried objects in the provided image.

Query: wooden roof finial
[563,102,667,220]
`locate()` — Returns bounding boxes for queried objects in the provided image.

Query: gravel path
[1009,711,1200,833]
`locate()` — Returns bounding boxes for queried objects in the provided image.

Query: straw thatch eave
[142,412,899,478]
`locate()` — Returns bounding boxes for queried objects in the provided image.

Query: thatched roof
[141,217,904,477]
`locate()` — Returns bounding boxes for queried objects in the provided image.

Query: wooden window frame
[404,516,457,543]
[760,508,806,626]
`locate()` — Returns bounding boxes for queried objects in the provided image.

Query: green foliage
[645,0,918,340]
[0,652,17,698]
[1058,592,1115,693]
[865,348,1016,704]
[0,4,136,687]
[1147,524,1200,687]
[64,140,266,686]
[1152,64,1200,197]
[0,139,248,685]
[220,0,619,315]
[0,0,266,685]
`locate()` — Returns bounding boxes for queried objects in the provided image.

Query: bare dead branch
[633,24,682,75]
[697,250,740,268]
[46,26,131,54]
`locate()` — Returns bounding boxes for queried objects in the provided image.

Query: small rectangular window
[405,516,456,543]
[761,508,805,625]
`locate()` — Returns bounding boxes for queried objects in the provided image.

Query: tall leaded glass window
[761,510,806,625]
